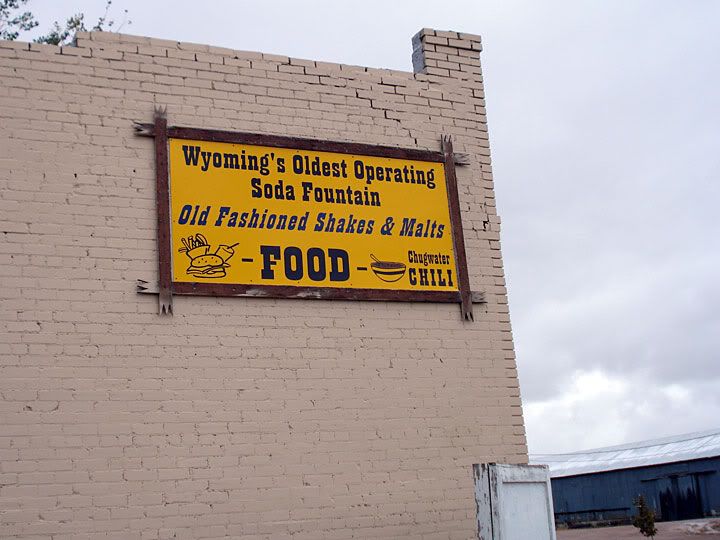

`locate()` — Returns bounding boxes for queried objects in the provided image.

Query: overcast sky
[22,0,720,454]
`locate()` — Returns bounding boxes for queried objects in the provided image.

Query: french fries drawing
[178,234,237,278]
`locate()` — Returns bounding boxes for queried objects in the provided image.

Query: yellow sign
[169,138,458,292]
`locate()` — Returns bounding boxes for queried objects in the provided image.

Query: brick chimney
[411,28,483,80]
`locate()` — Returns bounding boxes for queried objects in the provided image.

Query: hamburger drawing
[179,234,237,278]
[370,254,406,283]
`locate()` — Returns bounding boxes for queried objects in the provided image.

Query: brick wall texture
[0,28,526,539]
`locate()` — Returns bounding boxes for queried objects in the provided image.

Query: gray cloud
[488,1,720,451]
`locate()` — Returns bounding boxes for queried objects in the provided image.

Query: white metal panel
[474,463,557,540]
[474,464,494,540]
[499,482,552,540]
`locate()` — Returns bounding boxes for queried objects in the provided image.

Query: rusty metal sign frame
[135,109,478,320]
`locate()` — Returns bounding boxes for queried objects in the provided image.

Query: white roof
[530,428,720,478]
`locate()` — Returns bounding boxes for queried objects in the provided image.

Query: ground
[557,518,720,539]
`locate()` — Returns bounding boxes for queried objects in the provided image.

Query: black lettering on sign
[307,248,326,281]
[260,245,281,279]
[258,246,350,282]
[328,249,349,282]
[284,247,304,281]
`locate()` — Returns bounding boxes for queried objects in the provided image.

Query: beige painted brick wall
[0,29,526,539]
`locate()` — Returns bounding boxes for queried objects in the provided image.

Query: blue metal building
[532,429,720,527]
